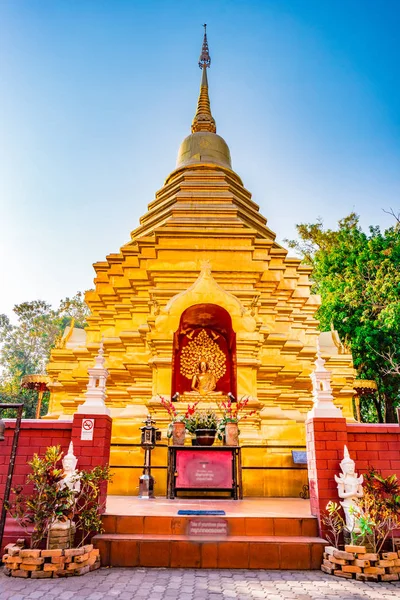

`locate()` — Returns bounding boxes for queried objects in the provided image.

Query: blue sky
[1,0,399,318]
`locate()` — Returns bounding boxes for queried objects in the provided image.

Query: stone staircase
[93,513,325,569]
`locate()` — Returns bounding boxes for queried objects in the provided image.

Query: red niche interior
[171,304,237,398]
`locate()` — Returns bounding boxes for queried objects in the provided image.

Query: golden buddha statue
[190,360,221,395]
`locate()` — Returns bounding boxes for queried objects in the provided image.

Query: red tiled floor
[248,542,280,569]
[96,495,324,571]
[228,517,246,535]
[280,543,311,570]
[245,518,274,536]
[170,517,187,535]
[143,516,172,534]
[201,542,218,568]
[311,542,324,569]
[94,539,110,566]
[170,541,201,568]
[273,518,302,536]
[102,515,116,534]
[139,541,170,567]
[115,516,144,534]
[110,540,139,567]
[217,541,249,569]
[105,496,313,518]
[301,518,318,537]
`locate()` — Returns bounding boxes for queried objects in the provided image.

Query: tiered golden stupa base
[45,29,355,499]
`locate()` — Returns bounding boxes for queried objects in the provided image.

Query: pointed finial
[199,24,211,69]
[94,337,106,369]
[200,259,212,274]
[314,338,326,372]
[192,25,216,134]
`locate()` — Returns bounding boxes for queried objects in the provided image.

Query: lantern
[139,415,159,499]
[140,415,158,449]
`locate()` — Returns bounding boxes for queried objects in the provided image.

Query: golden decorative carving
[180,329,226,383]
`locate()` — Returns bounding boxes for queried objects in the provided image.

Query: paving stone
[2,568,400,599]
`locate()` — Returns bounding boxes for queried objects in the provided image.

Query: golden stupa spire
[191,24,216,134]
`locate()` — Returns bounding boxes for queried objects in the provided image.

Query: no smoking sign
[81,418,95,441]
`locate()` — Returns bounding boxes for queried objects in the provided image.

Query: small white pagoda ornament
[335,445,364,532]
[307,341,343,419]
[77,339,111,415]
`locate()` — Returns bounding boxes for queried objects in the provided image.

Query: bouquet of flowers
[160,396,200,437]
[217,395,254,440]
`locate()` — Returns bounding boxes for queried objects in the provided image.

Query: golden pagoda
[46,27,355,497]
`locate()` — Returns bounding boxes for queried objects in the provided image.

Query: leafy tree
[286,213,400,423]
[0,292,89,418]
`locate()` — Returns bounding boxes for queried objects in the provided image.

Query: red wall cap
[4,420,73,430]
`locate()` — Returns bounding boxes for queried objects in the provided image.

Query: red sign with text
[175,450,233,489]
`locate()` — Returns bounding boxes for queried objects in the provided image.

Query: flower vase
[172,422,186,446]
[195,429,216,446]
[225,422,239,446]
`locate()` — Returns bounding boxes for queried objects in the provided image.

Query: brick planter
[2,543,100,578]
[322,544,400,582]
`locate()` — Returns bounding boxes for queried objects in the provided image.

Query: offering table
[167,446,242,500]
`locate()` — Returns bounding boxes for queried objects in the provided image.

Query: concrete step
[93,532,325,569]
[102,514,319,537]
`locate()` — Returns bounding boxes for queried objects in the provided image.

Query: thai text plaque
[175,450,233,489]
[188,518,228,537]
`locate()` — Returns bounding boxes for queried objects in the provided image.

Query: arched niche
[171,303,237,398]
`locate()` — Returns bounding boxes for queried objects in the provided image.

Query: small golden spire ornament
[192,24,216,134]
[198,24,211,69]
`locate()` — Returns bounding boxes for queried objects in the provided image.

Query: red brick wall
[307,417,400,537]
[0,413,112,552]
[347,423,400,476]
[0,420,73,499]
[70,414,112,507]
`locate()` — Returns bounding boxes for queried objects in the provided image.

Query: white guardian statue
[334,446,364,532]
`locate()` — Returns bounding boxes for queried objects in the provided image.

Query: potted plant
[217,395,254,446]
[6,446,111,549]
[320,471,400,581]
[185,409,218,446]
[160,397,199,445]
[3,445,111,579]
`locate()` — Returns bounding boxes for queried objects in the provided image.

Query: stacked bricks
[2,543,100,578]
[47,524,76,550]
[322,544,400,582]
[306,417,348,535]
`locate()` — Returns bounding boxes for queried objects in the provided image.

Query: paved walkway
[0,568,399,599]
